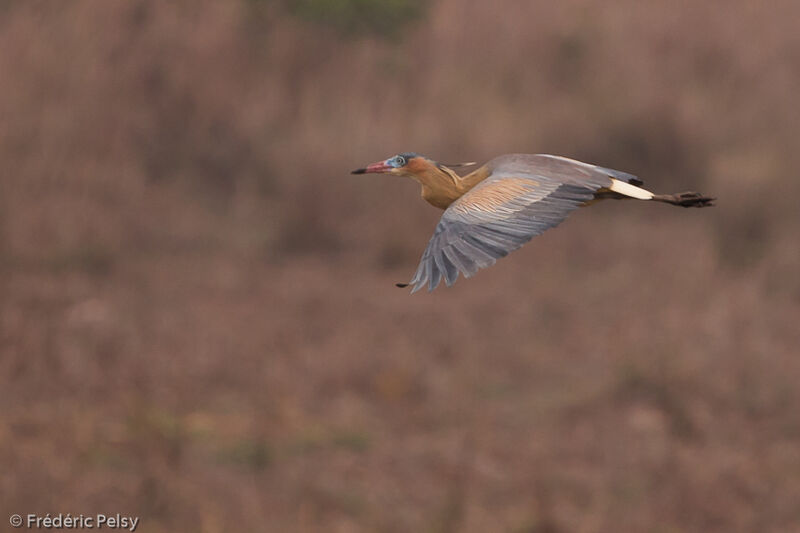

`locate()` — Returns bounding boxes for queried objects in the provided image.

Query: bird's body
[352,153,714,293]
[397,155,488,208]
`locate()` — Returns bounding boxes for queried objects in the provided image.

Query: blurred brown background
[2,1,800,531]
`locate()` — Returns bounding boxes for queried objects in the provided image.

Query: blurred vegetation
[2,1,800,532]
[288,0,427,37]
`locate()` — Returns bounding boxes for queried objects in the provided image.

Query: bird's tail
[652,191,715,208]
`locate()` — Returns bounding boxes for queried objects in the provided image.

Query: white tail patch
[609,178,654,200]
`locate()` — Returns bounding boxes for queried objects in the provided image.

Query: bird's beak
[351,160,392,174]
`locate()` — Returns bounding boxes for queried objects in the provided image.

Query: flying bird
[352,153,714,293]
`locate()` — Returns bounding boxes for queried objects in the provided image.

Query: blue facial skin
[387,156,405,168]
[388,152,420,168]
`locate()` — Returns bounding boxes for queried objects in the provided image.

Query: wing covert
[407,170,606,293]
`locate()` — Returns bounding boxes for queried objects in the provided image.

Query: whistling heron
[352,153,714,293]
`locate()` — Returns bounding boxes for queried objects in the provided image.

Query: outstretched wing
[406,154,629,293]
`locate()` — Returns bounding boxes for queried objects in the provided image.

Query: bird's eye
[395,156,406,167]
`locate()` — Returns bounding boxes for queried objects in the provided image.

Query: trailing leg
[652,191,715,208]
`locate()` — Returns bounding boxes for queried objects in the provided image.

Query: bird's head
[351,152,426,177]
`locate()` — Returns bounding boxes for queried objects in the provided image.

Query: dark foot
[657,191,716,207]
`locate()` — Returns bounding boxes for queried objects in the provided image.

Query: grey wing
[487,153,642,187]
[407,157,621,293]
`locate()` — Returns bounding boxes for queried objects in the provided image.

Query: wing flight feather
[406,155,625,293]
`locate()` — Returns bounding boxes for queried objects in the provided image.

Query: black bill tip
[351,168,367,174]
[395,283,409,288]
